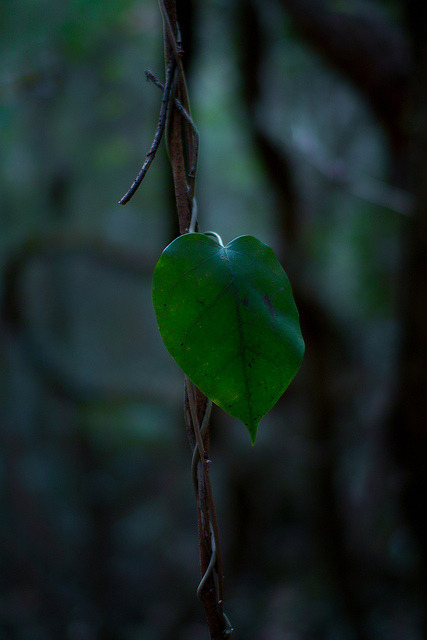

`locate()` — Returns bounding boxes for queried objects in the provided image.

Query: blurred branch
[2,231,153,324]
[236,2,370,639]
[289,127,413,215]
[391,2,427,632]
[1,231,165,404]
[281,0,410,152]
[236,0,298,246]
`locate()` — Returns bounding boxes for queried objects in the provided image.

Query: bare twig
[158,0,196,202]
[118,56,176,205]
[145,69,199,179]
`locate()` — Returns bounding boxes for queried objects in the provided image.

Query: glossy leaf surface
[152,234,304,442]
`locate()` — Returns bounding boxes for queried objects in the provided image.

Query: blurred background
[1,0,426,639]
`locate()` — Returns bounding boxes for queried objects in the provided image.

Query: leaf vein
[245,346,283,368]
[181,279,233,341]
[223,248,255,423]
[160,249,224,297]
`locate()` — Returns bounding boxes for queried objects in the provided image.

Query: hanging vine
[119,1,303,637]
[119,2,232,637]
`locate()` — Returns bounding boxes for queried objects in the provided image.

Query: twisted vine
[119,1,232,637]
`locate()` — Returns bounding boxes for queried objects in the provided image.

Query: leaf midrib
[223,246,255,425]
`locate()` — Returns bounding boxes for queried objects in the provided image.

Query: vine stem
[118,57,176,205]
[204,231,225,246]
[144,69,199,180]
[118,0,232,633]
[159,2,231,637]
[186,378,225,607]
[158,0,196,203]
[116,1,229,631]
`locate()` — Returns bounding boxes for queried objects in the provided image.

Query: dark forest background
[1,1,426,639]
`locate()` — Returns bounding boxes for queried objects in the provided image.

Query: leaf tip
[246,420,259,446]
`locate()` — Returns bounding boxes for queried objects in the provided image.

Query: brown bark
[162,2,227,637]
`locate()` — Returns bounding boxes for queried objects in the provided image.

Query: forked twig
[119,0,197,206]
[158,0,196,202]
[145,70,199,179]
[118,57,176,205]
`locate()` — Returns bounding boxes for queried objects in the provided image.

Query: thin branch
[145,69,199,179]
[161,0,192,233]
[281,0,410,151]
[118,56,176,205]
[290,128,413,215]
[158,0,196,202]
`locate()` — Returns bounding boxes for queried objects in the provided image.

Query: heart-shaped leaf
[152,234,304,443]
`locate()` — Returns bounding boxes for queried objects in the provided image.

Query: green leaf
[152,234,304,443]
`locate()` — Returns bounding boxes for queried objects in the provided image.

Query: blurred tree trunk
[267,0,427,633]
[392,0,427,627]
[281,0,410,157]
[282,0,427,626]
[235,2,369,639]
